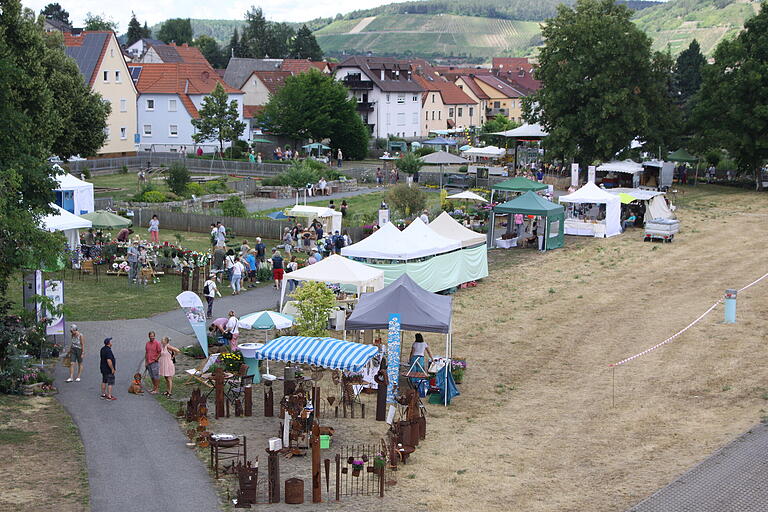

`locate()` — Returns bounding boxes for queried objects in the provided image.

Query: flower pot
[352,467,362,477]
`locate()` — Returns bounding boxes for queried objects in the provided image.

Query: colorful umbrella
[238,311,294,330]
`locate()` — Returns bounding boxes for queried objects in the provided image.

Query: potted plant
[350,457,365,477]
[451,359,466,384]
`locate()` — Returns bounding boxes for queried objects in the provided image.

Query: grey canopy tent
[420,151,469,189]
[346,273,455,405]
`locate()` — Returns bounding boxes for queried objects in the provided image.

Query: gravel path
[55,284,280,512]
[243,187,382,213]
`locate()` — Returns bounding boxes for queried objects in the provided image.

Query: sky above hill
[24,0,389,28]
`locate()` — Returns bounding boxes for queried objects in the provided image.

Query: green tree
[289,25,323,60]
[157,18,192,45]
[692,2,768,190]
[259,70,369,160]
[84,13,117,32]
[141,21,151,39]
[387,184,427,218]
[242,7,270,58]
[481,114,519,146]
[644,50,681,158]
[291,281,336,337]
[277,161,320,191]
[228,27,242,58]
[126,12,143,46]
[191,82,246,154]
[166,162,190,195]
[40,3,69,24]
[0,0,85,301]
[395,152,423,176]
[523,0,672,167]
[42,32,110,159]
[673,39,706,106]
[266,22,295,59]
[221,196,248,217]
[193,35,224,68]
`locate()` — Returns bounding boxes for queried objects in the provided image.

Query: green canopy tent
[667,148,699,163]
[491,191,565,250]
[302,142,331,158]
[79,210,131,229]
[490,176,548,204]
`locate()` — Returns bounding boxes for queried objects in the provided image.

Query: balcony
[356,101,375,112]
[485,107,509,118]
[343,78,374,90]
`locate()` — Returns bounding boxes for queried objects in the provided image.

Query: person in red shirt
[145,331,162,394]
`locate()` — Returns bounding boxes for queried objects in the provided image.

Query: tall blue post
[724,289,737,324]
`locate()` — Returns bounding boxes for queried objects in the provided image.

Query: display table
[564,219,606,238]
[495,237,518,249]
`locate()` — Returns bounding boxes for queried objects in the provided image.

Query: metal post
[724,289,737,323]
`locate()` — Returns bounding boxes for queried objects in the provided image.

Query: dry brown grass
[386,185,768,511]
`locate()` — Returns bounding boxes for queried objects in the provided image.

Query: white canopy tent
[428,212,486,248]
[446,191,487,202]
[54,172,94,215]
[491,123,548,138]
[41,203,92,248]
[461,146,508,177]
[340,222,403,260]
[400,218,461,257]
[607,188,675,223]
[596,160,644,174]
[279,254,384,310]
[559,182,622,237]
[285,205,342,234]
[461,146,506,158]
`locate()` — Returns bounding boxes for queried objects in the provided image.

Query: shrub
[261,177,281,186]
[458,165,468,173]
[290,281,336,337]
[276,162,320,190]
[132,183,156,201]
[414,146,436,158]
[139,190,168,203]
[395,152,424,176]
[387,183,427,218]
[185,182,206,197]
[167,162,190,196]
[221,196,248,217]
[204,179,229,194]
[119,164,129,175]
[81,167,91,179]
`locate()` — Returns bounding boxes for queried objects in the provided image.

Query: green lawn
[90,172,241,202]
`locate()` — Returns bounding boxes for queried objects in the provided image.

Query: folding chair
[184,353,220,388]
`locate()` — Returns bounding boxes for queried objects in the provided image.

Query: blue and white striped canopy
[258,336,379,372]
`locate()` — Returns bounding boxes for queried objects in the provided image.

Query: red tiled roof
[128,62,241,118]
[172,43,210,65]
[243,105,264,119]
[281,59,328,73]
[251,71,292,94]
[475,75,527,98]
[492,58,533,72]
[455,75,490,100]
[414,75,477,105]
[496,69,541,93]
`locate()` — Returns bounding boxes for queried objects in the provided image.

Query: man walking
[271,249,284,289]
[100,338,117,400]
[145,331,162,395]
[336,148,343,168]
[127,241,139,282]
[203,272,221,317]
[254,237,266,264]
[66,324,85,382]
[216,221,227,246]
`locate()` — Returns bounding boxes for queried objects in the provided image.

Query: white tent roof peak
[341,220,460,261]
[559,182,620,204]
[41,204,92,232]
[461,146,506,158]
[401,217,461,256]
[286,205,342,218]
[55,172,92,190]
[429,212,486,248]
[446,191,487,202]
[596,160,644,174]
[491,123,548,138]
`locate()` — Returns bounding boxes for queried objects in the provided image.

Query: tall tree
[644,50,682,157]
[266,22,295,59]
[693,2,768,190]
[83,13,117,32]
[126,12,143,46]
[191,82,246,154]
[242,7,270,58]
[141,21,151,39]
[289,25,323,60]
[40,3,69,24]
[193,35,224,68]
[259,70,369,159]
[228,27,242,58]
[673,39,706,106]
[0,0,108,301]
[157,18,193,45]
[523,0,671,166]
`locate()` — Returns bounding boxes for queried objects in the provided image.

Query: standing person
[340,200,348,217]
[148,214,160,243]
[158,337,180,396]
[257,152,262,164]
[197,146,203,157]
[126,241,139,282]
[333,230,345,254]
[254,237,266,264]
[230,256,244,295]
[225,310,240,350]
[145,331,162,395]
[210,223,218,247]
[248,151,256,164]
[375,167,383,186]
[203,272,221,317]
[99,338,117,400]
[336,148,343,168]
[240,239,251,258]
[216,221,227,246]
[286,256,299,292]
[246,250,258,288]
[408,333,432,383]
[282,228,293,254]
[318,177,327,196]
[514,213,524,237]
[419,210,429,224]
[212,245,226,280]
[66,324,85,382]
[224,249,236,281]
[707,164,716,183]
[271,250,284,289]
[342,230,352,247]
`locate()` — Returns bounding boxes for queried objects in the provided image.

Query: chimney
[380,69,384,80]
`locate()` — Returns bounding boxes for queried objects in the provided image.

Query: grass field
[381,184,768,511]
[0,395,88,511]
[89,173,239,202]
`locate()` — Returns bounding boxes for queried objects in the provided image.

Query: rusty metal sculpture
[311,421,321,503]
[264,380,274,417]
[213,367,226,419]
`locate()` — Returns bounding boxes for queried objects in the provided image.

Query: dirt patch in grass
[0,396,88,512]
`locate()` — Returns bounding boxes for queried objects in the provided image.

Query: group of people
[374,167,400,186]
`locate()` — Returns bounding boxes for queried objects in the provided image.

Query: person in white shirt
[224,250,236,281]
[408,333,432,382]
[230,257,245,295]
[225,310,240,350]
[203,272,221,317]
[419,210,429,224]
[318,178,327,196]
[216,222,226,245]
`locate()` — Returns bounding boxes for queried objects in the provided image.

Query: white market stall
[606,188,675,223]
[285,205,342,234]
[461,146,508,176]
[41,203,92,249]
[558,182,622,237]
[639,160,675,188]
[428,211,486,248]
[54,172,94,215]
[594,160,644,189]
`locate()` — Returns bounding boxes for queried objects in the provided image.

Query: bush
[81,167,91,179]
[221,196,248,217]
[458,165,468,173]
[414,146,436,158]
[167,162,190,196]
[261,177,281,186]
[276,162,320,190]
[185,182,206,197]
[119,164,129,175]
[387,183,427,218]
[139,190,169,203]
[395,152,424,176]
[204,179,229,194]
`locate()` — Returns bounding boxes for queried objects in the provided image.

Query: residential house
[334,56,423,139]
[128,40,209,65]
[281,59,330,74]
[492,57,541,94]
[414,75,478,135]
[239,71,292,137]
[124,38,165,61]
[469,75,527,124]
[454,75,490,126]
[128,62,246,152]
[63,30,138,156]
[222,58,287,90]
[43,17,71,33]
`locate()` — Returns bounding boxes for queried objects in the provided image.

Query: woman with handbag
[225,310,239,350]
[158,336,180,396]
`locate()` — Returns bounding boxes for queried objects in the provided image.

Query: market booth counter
[559,182,622,238]
[490,191,565,250]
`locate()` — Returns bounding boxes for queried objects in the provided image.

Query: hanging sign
[570,163,580,187]
[588,165,596,183]
[386,314,401,404]
[44,280,64,335]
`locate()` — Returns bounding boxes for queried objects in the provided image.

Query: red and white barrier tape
[609,271,768,367]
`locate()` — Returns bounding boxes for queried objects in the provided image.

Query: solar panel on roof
[130,66,142,81]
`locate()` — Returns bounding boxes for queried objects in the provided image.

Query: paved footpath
[55,284,279,512]
[628,422,768,512]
